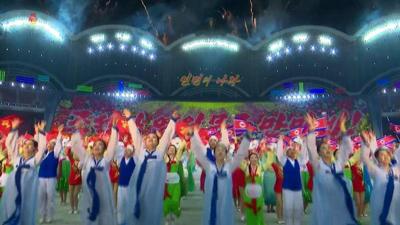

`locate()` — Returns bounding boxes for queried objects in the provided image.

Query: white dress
[362,143,400,225]
[0,130,46,225]
[71,127,118,225]
[306,133,358,225]
[191,130,250,225]
[125,118,176,225]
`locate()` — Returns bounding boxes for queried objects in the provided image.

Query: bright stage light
[292,33,309,44]
[119,44,126,51]
[139,38,154,50]
[281,92,322,103]
[115,32,131,42]
[107,43,114,50]
[268,39,284,52]
[363,20,400,43]
[318,35,332,46]
[1,16,65,42]
[181,38,240,52]
[90,33,106,44]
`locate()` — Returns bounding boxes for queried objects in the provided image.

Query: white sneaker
[73,210,79,214]
[278,220,285,224]
[240,215,245,222]
[39,218,45,224]
[68,210,74,214]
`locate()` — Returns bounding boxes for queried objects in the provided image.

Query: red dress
[109,161,119,184]
[67,150,82,185]
[232,167,245,199]
[306,161,314,191]
[200,168,206,193]
[271,162,283,193]
[351,164,365,193]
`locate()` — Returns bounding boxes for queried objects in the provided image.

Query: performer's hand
[112,117,118,127]
[58,124,64,134]
[339,112,347,134]
[37,120,46,132]
[74,119,84,130]
[220,119,227,130]
[305,113,316,131]
[11,118,21,130]
[172,110,180,121]
[123,108,132,119]
[361,130,371,146]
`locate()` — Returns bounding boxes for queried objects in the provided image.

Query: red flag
[352,136,362,150]
[288,128,303,139]
[314,129,328,138]
[390,123,400,134]
[328,139,338,150]
[377,135,397,149]
[315,117,328,130]
[175,121,189,140]
[0,115,22,136]
[111,111,129,137]
[234,119,256,133]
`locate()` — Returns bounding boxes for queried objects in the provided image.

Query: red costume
[66,149,82,185]
[271,162,283,193]
[351,164,365,193]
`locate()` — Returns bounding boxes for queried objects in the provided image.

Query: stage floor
[46,189,371,225]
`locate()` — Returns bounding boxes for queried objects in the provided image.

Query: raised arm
[175,139,186,162]
[229,135,250,171]
[34,121,47,165]
[336,135,353,169]
[191,129,210,170]
[276,135,286,165]
[157,118,177,156]
[220,120,230,148]
[298,137,309,167]
[6,119,20,163]
[124,109,143,157]
[53,124,64,158]
[361,131,379,176]
[305,113,320,170]
[104,126,119,163]
[70,120,89,162]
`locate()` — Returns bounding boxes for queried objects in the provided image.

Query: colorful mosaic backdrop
[52,95,368,139]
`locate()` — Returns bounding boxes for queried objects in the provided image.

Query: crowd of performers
[0,109,398,225]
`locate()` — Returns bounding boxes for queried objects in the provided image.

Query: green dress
[243,166,265,225]
[262,151,276,205]
[163,161,181,217]
[178,161,187,198]
[301,170,312,204]
[57,158,70,192]
[186,151,196,192]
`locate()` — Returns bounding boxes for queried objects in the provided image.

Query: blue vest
[38,151,59,178]
[206,148,216,163]
[282,159,302,191]
[118,157,136,187]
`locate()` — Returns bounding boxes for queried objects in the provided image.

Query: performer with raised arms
[305,113,359,225]
[70,118,119,225]
[124,108,178,225]
[190,122,252,225]
[0,119,47,225]
[361,131,400,225]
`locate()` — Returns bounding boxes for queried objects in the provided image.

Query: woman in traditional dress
[361,131,400,225]
[0,119,46,225]
[305,113,359,225]
[190,123,251,225]
[70,119,118,225]
[242,151,265,225]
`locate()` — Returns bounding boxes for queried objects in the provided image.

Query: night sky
[1,0,400,44]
